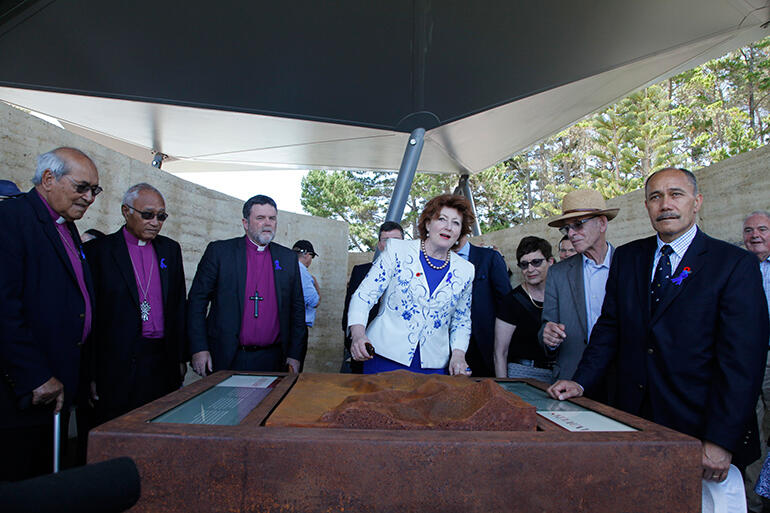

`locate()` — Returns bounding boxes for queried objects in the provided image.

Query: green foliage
[302,36,770,248]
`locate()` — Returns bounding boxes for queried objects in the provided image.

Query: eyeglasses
[558,216,598,236]
[64,176,103,197]
[517,258,546,269]
[124,204,169,221]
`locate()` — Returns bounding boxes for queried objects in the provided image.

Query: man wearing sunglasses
[0,147,99,481]
[83,183,187,428]
[538,189,619,393]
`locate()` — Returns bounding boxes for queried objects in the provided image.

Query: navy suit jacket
[341,263,376,340]
[573,228,769,463]
[0,190,94,428]
[187,237,306,371]
[466,244,512,377]
[83,229,186,414]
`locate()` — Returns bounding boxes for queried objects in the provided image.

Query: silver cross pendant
[140,300,151,322]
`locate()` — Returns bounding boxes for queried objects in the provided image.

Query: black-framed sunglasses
[558,215,598,236]
[517,258,546,269]
[124,204,169,221]
[64,175,103,197]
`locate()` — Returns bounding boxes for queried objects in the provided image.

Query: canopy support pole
[384,128,425,224]
[454,174,482,236]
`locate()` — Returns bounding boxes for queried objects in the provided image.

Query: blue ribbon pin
[160,258,167,269]
[671,267,691,286]
[274,260,282,271]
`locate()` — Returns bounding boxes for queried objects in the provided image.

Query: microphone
[0,457,141,513]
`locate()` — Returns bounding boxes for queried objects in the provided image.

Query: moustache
[656,213,680,222]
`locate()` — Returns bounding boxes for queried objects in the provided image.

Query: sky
[168,169,310,215]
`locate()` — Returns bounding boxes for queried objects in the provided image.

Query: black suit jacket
[341,263,376,342]
[83,229,186,413]
[573,229,769,464]
[466,244,512,377]
[187,237,306,370]
[0,190,94,428]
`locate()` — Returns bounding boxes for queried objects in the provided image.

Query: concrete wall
[0,102,348,373]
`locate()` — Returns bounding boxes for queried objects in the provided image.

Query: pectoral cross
[249,290,264,318]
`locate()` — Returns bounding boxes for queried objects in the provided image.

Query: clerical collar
[123,227,150,247]
[246,236,269,252]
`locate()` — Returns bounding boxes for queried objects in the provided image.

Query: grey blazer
[538,246,614,381]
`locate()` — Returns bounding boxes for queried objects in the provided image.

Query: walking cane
[53,411,60,473]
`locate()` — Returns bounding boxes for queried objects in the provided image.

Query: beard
[256,229,274,246]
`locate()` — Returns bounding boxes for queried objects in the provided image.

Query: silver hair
[33,150,67,185]
[33,147,93,185]
[122,183,164,207]
[744,210,770,225]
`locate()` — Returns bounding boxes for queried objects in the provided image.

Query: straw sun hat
[547,189,620,228]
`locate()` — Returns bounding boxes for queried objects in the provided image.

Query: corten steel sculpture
[268,371,537,431]
[88,371,702,512]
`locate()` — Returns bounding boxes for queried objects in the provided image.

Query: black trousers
[231,344,283,372]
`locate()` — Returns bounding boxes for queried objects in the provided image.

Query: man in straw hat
[538,188,619,390]
[549,167,768,491]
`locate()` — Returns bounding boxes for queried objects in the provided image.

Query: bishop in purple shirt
[188,194,306,375]
[0,147,99,481]
[83,183,188,427]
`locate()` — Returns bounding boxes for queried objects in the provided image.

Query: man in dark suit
[549,167,769,485]
[341,221,404,373]
[188,195,305,375]
[0,147,100,481]
[454,236,512,377]
[84,183,187,425]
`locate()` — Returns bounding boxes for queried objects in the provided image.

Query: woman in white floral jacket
[348,194,475,376]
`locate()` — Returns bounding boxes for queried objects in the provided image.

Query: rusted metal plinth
[88,371,701,512]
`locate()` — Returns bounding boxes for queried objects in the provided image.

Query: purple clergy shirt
[239,238,280,346]
[37,190,92,342]
[123,228,165,338]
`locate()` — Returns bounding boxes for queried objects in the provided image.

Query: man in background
[558,235,576,260]
[0,179,23,201]
[341,221,404,373]
[454,235,512,377]
[742,210,770,512]
[293,240,320,371]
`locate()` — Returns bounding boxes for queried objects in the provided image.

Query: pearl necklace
[421,240,450,270]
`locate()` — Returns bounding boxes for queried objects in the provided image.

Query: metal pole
[457,175,482,236]
[374,128,424,260]
[53,411,60,473]
[384,128,425,223]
